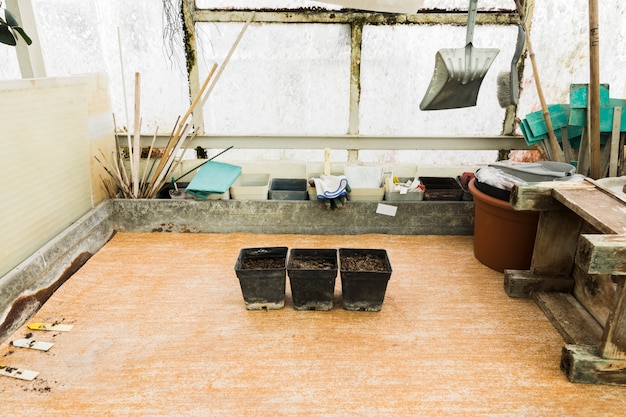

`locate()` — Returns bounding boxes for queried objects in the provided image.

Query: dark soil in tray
[341,255,387,272]
[242,258,285,269]
[290,257,335,270]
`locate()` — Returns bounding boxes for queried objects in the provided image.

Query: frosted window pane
[196,23,351,135]
[31,0,190,134]
[0,48,21,80]
[359,24,517,136]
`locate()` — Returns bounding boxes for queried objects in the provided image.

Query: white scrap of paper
[376,203,398,216]
[11,338,54,352]
[0,365,39,381]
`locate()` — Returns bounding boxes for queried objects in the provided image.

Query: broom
[507,0,564,163]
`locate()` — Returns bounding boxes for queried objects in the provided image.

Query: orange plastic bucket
[468,179,539,273]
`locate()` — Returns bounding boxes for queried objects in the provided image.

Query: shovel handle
[465,0,478,45]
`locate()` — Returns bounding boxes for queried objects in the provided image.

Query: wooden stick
[95,152,132,198]
[561,126,574,163]
[140,127,158,197]
[167,131,199,185]
[199,12,254,110]
[148,123,194,198]
[112,114,131,194]
[609,107,622,177]
[621,132,626,176]
[133,72,141,196]
[514,0,564,163]
[578,127,590,176]
[588,0,601,178]
[149,64,218,185]
[117,27,134,180]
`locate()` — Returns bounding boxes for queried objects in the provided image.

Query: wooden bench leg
[561,344,626,386]
[559,278,626,385]
[530,209,583,276]
[600,276,626,360]
[504,270,573,298]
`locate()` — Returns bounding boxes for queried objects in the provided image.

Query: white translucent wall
[31,0,190,134]
[197,22,352,135]
[0,47,21,79]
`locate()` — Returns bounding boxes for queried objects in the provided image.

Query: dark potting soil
[290,257,335,270]
[242,258,285,269]
[341,255,387,272]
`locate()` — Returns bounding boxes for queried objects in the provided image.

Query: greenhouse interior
[1,0,626,415]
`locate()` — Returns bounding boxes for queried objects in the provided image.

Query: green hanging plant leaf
[0,24,17,46]
[3,8,19,26]
[13,26,32,45]
[1,7,31,46]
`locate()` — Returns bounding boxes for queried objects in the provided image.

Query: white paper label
[0,365,39,381]
[376,203,398,216]
[11,338,54,352]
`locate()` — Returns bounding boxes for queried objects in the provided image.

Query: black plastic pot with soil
[339,248,392,312]
[235,247,288,310]
[287,248,338,311]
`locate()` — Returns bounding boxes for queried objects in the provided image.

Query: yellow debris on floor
[1,232,625,416]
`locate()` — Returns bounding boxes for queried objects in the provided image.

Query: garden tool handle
[462,0,478,83]
[511,24,525,70]
[465,0,477,46]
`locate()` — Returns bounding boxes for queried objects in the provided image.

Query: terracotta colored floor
[1,233,626,416]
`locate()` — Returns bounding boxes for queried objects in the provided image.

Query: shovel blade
[420,45,499,111]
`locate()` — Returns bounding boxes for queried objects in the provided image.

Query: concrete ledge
[110,199,475,235]
[0,198,474,343]
[0,203,115,343]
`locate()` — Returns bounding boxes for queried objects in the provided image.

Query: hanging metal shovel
[420,0,500,110]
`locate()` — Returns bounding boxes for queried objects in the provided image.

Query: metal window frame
[182,2,525,152]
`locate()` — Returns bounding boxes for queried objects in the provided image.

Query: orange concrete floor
[1,232,625,416]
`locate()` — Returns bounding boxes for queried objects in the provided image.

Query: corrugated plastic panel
[0,77,93,278]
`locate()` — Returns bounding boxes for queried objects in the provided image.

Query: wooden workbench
[505,179,626,385]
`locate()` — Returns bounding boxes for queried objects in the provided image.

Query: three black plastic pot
[287,248,338,311]
[339,248,392,312]
[234,247,288,310]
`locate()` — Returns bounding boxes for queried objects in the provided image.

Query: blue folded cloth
[186,161,241,199]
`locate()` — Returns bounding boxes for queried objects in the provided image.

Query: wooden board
[553,188,626,234]
[510,181,593,212]
[533,292,603,346]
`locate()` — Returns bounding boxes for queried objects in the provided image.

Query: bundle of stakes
[96,64,217,199]
[96,13,254,198]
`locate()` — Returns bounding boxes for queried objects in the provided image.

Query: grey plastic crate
[269,178,309,200]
